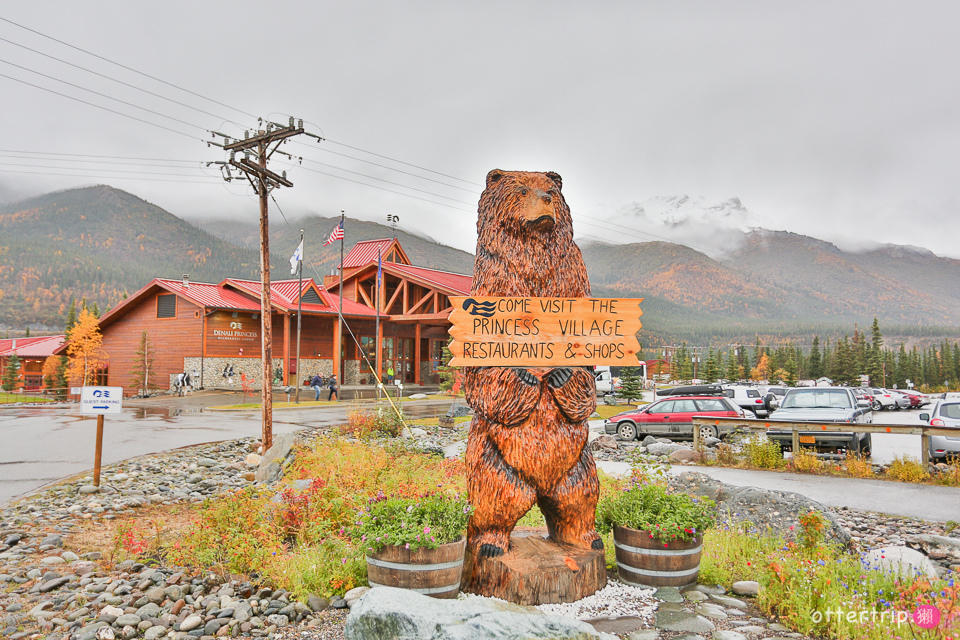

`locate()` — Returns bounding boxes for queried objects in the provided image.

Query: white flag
[289,239,303,275]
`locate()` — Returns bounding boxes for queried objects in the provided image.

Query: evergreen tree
[42,355,68,399]
[438,338,460,394]
[703,348,719,383]
[24,327,30,338]
[2,354,21,391]
[618,367,644,403]
[867,318,884,386]
[64,298,78,334]
[808,336,822,379]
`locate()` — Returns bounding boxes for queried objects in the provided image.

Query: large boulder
[864,546,939,579]
[255,433,297,484]
[344,586,617,640]
[446,403,471,418]
[669,472,850,547]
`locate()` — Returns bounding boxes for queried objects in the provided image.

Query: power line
[323,137,481,187]
[0,16,255,121]
[0,161,208,177]
[0,149,199,163]
[277,159,476,206]
[0,58,207,131]
[0,71,200,140]
[0,168,219,184]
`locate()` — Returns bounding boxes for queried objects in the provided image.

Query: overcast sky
[2,2,959,257]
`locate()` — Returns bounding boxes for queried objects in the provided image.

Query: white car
[722,385,770,417]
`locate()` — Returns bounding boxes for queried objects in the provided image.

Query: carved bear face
[482,169,565,232]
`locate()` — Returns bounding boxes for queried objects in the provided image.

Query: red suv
[604,395,744,442]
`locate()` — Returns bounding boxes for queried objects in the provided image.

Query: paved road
[592,407,960,522]
[0,391,454,506]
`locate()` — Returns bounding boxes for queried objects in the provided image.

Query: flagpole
[295,229,303,403]
[338,212,344,387]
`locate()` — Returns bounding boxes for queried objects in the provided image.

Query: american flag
[323,220,344,246]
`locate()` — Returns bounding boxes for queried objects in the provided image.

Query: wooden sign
[448,297,643,367]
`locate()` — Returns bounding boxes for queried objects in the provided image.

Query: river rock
[865,546,938,578]
[345,586,617,640]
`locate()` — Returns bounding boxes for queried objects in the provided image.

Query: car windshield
[781,389,852,410]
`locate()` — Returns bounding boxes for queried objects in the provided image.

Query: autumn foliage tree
[67,307,107,386]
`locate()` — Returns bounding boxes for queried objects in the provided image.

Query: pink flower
[424,526,431,534]
[405,543,410,549]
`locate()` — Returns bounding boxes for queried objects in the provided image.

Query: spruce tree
[2,354,20,391]
[618,367,643,403]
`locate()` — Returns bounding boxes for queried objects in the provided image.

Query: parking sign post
[80,387,123,487]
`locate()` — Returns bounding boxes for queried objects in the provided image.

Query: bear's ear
[486,169,505,187]
[545,171,562,190]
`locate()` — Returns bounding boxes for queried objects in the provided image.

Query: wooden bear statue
[464,169,602,559]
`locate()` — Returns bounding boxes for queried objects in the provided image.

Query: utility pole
[208,117,317,451]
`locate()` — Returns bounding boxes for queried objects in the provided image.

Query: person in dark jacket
[328,374,339,401]
[311,373,323,401]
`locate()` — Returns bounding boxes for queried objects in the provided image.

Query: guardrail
[691,416,958,465]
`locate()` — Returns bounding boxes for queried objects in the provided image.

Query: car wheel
[697,424,717,441]
[616,421,638,441]
[871,400,882,411]
[858,433,872,456]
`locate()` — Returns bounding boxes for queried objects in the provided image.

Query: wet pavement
[0,389,456,507]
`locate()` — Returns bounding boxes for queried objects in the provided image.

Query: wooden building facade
[56,239,472,396]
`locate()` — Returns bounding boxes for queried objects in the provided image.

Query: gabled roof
[385,263,472,295]
[157,279,258,311]
[340,238,410,269]
[0,335,65,357]
[224,278,378,317]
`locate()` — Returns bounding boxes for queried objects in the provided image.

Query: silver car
[920,399,960,460]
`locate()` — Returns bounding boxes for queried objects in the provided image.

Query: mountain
[0,186,261,329]
[195,216,475,280]
[4,184,960,344]
[0,185,474,331]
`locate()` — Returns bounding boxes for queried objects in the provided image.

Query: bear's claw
[591,538,604,551]
[547,367,573,388]
[479,543,505,558]
[512,368,539,386]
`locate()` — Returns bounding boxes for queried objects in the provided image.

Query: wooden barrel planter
[365,537,466,599]
[613,525,703,588]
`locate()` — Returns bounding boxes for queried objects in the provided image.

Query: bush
[743,435,785,469]
[351,493,472,553]
[840,453,874,478]
[886,455,930,483]
[789,447,821,474]
[596,481,716,542]
[264,537,366,599]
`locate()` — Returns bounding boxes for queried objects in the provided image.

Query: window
[673,399,697,413]
[695,398,728,411]
[941,404,960,420]
[359,336,376,372]
[157,294,176,318]
[649,400,673,414]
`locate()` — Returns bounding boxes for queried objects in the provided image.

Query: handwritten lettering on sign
[448,297,643,366]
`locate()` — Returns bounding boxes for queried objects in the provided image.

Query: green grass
[0,392,56,404]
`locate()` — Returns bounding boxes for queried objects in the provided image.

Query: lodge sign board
[448,296,643,367]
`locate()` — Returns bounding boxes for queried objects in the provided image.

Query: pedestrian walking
[311,373,323,401]
[328,374,339,401]
[387,365,395,384]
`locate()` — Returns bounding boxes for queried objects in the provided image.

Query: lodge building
[57,238,472,396]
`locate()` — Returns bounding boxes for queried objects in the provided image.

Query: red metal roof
[0,335,65,357]
[385,263,472,295]
[157,279,258,310]
[222,278,379,317]
[340,238,409,269]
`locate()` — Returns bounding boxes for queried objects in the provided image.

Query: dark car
[765,387,873,455]
[605,395,744,442]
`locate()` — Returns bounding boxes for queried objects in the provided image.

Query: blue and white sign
[80,386,123,415]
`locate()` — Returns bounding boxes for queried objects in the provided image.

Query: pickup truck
[595,368,620,397]
[765,386,873,455]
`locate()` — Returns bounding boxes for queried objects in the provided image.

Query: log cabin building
[55,238,472,396]
[0,335,65,391]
